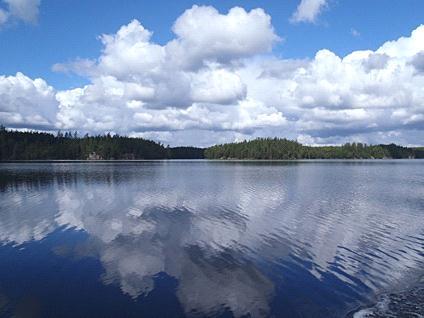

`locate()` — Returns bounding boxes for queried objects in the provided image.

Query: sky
[1,0,424,146]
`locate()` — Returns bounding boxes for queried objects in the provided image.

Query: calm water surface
[0,161,423,317]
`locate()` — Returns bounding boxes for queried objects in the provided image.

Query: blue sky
[2,0,424,88]
[1,0,424,146]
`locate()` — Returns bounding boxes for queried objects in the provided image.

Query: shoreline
[1,158,424,163]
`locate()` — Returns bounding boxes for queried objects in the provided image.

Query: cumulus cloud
[0,72,57,129]
[362,53,389,71]
[1,5,424,146]
[290,0,328,24]
[0,0,40,25]
[169,6,279,69]
[52,6,283,136]
[411,51,424,73]
[249,26,424,140]
[190,68,246,104]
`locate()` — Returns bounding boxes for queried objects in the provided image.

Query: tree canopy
[204,137,424,160]
[1,127,423,160]
[0,127,203,160]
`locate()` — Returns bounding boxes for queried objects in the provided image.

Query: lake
[0,161,423,317]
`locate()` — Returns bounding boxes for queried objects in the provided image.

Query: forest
[204,137,424,159]
[0,126,203,160]
[1,126,423,160]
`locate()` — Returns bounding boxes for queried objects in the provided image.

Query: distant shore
[1,128,423,161]
[1,159,423,163]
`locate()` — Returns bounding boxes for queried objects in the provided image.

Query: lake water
[0,161,423,317]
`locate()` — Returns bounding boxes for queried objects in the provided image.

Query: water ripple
[0,161,423,317]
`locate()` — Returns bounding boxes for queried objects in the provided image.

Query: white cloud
[97,20,165,80]
[190,68,246,104]
[377,25,424,58]
[53,6,283,136]
[290,0,328,24]
[0,72,57,129]
[1,6,424,146]
[169,6,280,69]
[1,0,40,25]
[411,51,424,73]
[362,53,389,71]
[52,58,98,77]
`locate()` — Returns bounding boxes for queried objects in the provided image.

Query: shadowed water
[0,161,423,317]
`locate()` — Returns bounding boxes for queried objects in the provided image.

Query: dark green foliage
[413,147,424,158]
[1,126,422,160]
[0,128,204,160]
[167,147,205,159]
[204,138,424,160]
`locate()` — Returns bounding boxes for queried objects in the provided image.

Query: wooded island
[1,126,423,160]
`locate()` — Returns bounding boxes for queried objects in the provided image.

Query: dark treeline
[0,126,204,160]
[1,127,424,160]
[204,138,424,159]
[168,147,205,159]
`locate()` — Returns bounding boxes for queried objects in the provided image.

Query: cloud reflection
[0,162,423,317]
